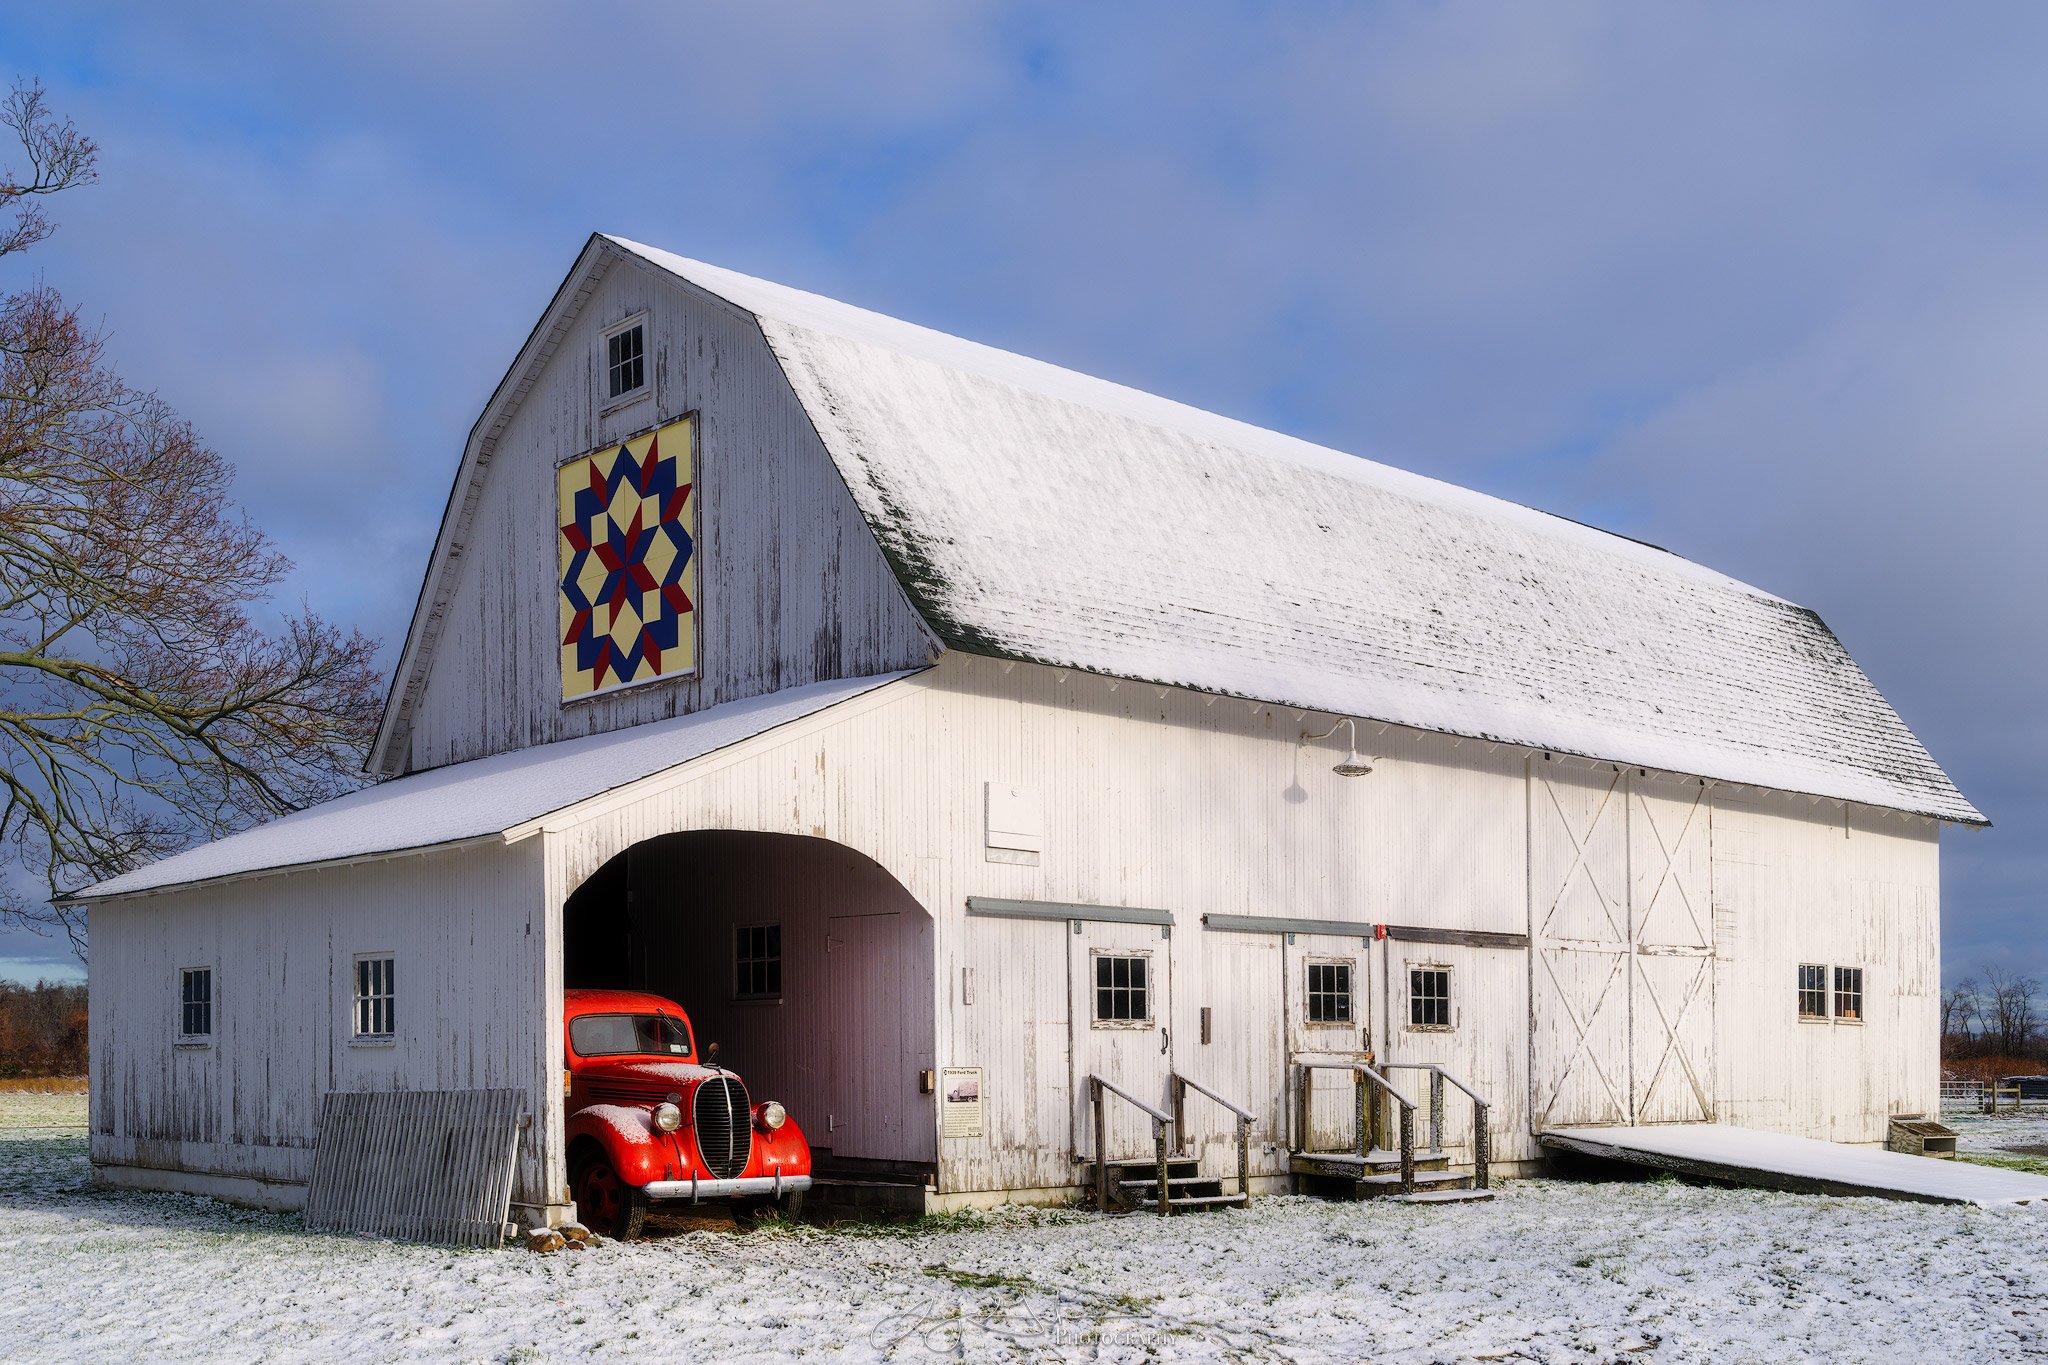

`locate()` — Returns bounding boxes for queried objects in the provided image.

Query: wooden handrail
[1087,1075,1173,1215]
[1089,1074,1172,1124]
[1297,1058,1417,1109]
[1294,1058,1418,1193]
[1172,1073,1256,1123]
[1172,1073,1256,1205]
[1378,1062,1492,1191]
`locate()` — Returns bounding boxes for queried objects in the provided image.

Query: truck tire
[570,1149,649,1240]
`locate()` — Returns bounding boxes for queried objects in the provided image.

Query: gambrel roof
[379,234,1982,825]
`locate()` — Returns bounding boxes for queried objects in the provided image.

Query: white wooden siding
[1711,789,1939,1141]
[396,254,934,774]
[94,655,1942,1209]
[87,838,553,1208]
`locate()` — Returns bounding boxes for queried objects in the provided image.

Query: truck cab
[563,988,812,1237]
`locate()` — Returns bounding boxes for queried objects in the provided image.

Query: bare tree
[1981,965,2039,1060]
[1941,976,1982,1047]
[0,81,383,950]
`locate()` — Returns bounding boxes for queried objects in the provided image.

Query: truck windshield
[570,1014,693,1058]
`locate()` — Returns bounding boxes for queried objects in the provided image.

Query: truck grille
[693,1075,752,1179]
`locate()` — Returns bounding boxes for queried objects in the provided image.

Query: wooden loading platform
[1540,1124,2048,1207]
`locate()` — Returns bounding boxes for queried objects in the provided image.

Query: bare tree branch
[0,82,382,953]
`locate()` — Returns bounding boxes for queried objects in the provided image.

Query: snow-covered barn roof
[365,233,1978,826]
[599,237,1980,825]
[69,674,912,901]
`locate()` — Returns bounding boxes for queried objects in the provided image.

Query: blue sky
[0,3,2040,987]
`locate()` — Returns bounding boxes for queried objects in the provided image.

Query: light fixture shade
[1333,750,1374,777]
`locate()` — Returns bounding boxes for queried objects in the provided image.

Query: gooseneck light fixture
[1301,717,1376,777]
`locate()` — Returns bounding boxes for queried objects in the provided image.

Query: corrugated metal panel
[303,1089,523,1246]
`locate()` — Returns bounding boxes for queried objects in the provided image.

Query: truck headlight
[653,1101,683,1133]
[755,1101,787,1132]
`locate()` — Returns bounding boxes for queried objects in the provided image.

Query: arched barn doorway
[563,832,937,1170]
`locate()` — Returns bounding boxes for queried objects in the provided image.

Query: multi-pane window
[179,968,213,1039]
[1307,961,1353,1024]
[1834,966,1864,1022]
[1409,967,1452,1029]
[1094,954,1150,1024]
[1797,964,1829,1019]
[606,321,645,399]
[353,955,395,1039]
[735,924,782,1000]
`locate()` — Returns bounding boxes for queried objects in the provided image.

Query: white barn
[72,235,1983,1224]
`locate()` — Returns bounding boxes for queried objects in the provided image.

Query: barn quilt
[557,417,697,699]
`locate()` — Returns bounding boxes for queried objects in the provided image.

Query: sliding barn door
[1629,782,1715,1123]
[1530,765,1633,1128]
[1530,762,1716,1130]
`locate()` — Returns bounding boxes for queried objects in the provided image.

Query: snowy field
[7,1093,2048,1364]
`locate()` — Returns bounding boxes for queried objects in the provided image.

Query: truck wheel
[571,1150,648,1240]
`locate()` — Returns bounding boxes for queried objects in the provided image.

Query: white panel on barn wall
[984,781,1044,865]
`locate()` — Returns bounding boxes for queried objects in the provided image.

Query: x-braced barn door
[1629,780,1715,1124]
[1529,762,1715,1129]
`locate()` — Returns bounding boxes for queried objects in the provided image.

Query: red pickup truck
[563,988,812,1238]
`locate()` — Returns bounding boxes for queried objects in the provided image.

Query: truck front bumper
[643,1172,813,1203]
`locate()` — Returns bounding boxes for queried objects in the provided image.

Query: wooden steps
[1083,1157,1248,1213]
[1289,1149,1486,1201]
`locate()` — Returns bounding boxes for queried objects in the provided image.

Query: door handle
[1160,1028,1170,1055]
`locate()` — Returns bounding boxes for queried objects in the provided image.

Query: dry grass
[0,1076,86,1093]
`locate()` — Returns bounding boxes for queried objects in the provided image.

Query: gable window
[1797,964,1829,1019]
[353,954,396,1039]
[1834,966,1864,1023]
[1307,960,1353,1024]
[179,967,213,1040]
[734,924,782,1000]
[1409,966,1452,1029]
[604,317,646,401]
[1093,953,1151,1025]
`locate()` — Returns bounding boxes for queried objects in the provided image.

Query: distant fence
[1942,1078,2048,1115]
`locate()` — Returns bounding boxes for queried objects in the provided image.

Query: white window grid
[179,967,213,1039]
[353,954,396,1038]
[603,314,648,403]
[1306,959,1354,1024]
[1797,963,1829,1019]
[1833,966,1864,1023]
[734,923,782,1000]
[1408,965,1453,1029]
[1092,952,1152,1026]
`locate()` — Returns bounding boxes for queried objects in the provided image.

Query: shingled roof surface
[613,237,1981,824]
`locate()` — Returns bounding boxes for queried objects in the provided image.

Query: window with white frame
[1307,960,1353,1024]
[1834,966,1864,1022]
[1093,953,1151,1025]
[353,954,395,1039]
[1409,966,1452,1029]
[1797,963,1829,1019]
[605,317,646,401]
[179,967,213,1040]
[734,924,782,1000]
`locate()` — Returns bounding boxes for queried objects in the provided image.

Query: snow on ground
[1944,1104,2048,1170]
[8,1095,2048,1364]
